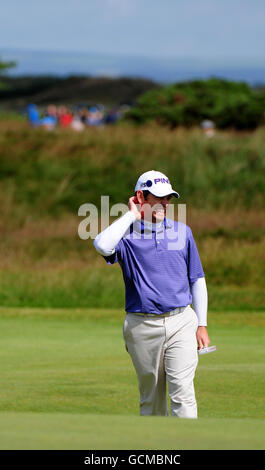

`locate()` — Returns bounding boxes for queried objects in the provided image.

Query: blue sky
[1,0,264,61]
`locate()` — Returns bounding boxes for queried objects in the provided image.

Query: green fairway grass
[0,412,264,450]
[0,307,264,449]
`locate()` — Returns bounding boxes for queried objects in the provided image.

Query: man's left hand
[196,326,210,350]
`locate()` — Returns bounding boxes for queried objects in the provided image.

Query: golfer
[94,170,210,418]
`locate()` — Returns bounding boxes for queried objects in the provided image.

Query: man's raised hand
[128,196,142,220]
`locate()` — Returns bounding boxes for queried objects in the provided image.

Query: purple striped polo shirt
[103,218,204,314]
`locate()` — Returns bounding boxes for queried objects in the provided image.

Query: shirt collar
[134,217,173,234]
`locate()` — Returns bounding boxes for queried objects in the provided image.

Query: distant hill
[1,48,265,85]
[0,75,160,111]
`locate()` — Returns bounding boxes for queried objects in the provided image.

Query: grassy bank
[0,120,265,221]
[0,119,264,310]
[0,267,264,311]
[0,210,264,310]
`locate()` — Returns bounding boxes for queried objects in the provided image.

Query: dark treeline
[0,75,160,110]
[1,75,265,129]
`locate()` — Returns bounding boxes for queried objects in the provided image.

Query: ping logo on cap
[141,177,169,188]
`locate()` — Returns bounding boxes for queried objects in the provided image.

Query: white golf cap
[135,170,180,198]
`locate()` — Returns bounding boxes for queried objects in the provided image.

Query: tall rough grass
[0,119,264,309]
[0,121,264,223]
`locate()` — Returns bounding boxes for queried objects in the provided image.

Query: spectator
[27,104,41,127]
[57,105,73,128]
[87,106,104,127]
[78,107,89,125]
[41,104,58,130]
[105,107,121,125]
[200,119,216,138]
[71,114,85,132]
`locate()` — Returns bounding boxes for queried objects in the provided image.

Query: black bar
[0,450,261,467]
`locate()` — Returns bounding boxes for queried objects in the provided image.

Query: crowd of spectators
[27,103,128,131]
[27,103,216,137]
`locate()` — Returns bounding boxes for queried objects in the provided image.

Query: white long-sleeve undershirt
[190,277,208,326]
[93,211,208,326]
[94,211,136,256]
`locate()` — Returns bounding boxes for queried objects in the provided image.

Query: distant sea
[1,48,265,85]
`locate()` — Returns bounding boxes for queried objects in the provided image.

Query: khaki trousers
[123,305,199,418]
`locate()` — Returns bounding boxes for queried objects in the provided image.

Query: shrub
[126,78,265,129]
